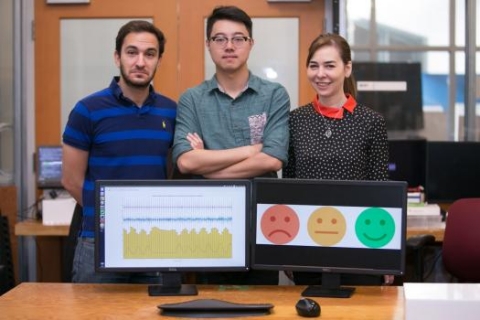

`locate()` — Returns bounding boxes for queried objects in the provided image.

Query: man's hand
[179,132,273,178]
[186,132,204,150]
[187,132,263,157]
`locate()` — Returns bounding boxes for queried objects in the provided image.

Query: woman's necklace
[317,107,344,138]
[312,95,347,139]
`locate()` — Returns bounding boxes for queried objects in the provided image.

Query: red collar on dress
[312,94,357,119]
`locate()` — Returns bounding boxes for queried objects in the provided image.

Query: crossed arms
[172,86,290,179]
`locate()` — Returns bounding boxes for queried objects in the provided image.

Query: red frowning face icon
[260,205,300,244]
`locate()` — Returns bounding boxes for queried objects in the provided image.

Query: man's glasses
[209,36,251,48]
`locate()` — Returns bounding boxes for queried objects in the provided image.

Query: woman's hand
[383,275,394,285]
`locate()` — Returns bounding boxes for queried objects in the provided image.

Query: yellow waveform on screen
[123,227,232,259]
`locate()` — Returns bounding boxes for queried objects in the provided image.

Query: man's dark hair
[115,20,166,57]
[206,6,252,39]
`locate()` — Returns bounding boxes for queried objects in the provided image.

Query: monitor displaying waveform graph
[95,179,251,296]
[123,202,234,259]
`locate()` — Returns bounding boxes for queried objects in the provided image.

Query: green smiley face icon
[355,208,395,248]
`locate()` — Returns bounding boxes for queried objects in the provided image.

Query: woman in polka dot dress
[283,33,394,286]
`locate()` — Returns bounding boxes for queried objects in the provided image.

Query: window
[344,0,479,142]
[0,0,14,185]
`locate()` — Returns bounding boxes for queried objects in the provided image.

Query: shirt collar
[110,76,156,105]
[313,94,357,118]
[206,71,260,94]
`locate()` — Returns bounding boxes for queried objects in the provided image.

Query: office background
[0,0,478,281]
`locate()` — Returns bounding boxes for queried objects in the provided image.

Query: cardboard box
[42,197,76,225]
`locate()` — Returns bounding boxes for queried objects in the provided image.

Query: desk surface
[406,216,445,242]
[14,220,69,236]
[0,283,404,319]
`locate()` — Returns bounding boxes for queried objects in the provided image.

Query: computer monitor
[387,139,427,188]
[426,141,480,202]
[95,179,251,296]
[36,145,63,189]
[354,62,423,131]
[252,178,407,298]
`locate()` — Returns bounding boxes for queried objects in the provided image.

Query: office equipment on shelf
[95,179,251,296]
[42,196,76,226]
[404,283,480,320]
[36,145,63,189]
[426,141,480,202]
[251,178,407,298]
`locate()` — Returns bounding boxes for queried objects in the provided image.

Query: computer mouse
[295,297,321,317]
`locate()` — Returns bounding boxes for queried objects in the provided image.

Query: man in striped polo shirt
[62,20,176,283]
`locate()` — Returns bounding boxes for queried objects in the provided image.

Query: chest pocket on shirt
[248,112,267,144]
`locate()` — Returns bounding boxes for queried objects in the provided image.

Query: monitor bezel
[251,178,407,276]
[94,179,252,273]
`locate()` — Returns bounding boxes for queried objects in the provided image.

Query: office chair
[0,215,15,295]
[406,234,436,282]
[442,198,480,282]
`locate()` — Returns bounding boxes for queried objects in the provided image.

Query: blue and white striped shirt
[63,77,177,237]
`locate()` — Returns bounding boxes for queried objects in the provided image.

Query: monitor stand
[301,273,355,298]
[148,272,198,296]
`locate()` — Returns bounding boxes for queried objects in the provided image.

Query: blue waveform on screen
[122,205,232,209]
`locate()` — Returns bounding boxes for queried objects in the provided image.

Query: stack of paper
[407,192,424,204]
[407,203,441,216]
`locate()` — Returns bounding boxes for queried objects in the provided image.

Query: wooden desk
[0,283,404,319]
[14,220,69,282]
[15,220,69,236]
[406,216,445,242]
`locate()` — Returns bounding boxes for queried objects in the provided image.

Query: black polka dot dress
[283,102,389,181]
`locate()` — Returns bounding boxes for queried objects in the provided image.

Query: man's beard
[120,65,155,89]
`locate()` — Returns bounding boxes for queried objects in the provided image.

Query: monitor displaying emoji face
[252,178,407,279]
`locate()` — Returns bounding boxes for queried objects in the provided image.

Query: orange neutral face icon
[307,207,347,246]
[260,205,300,244]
